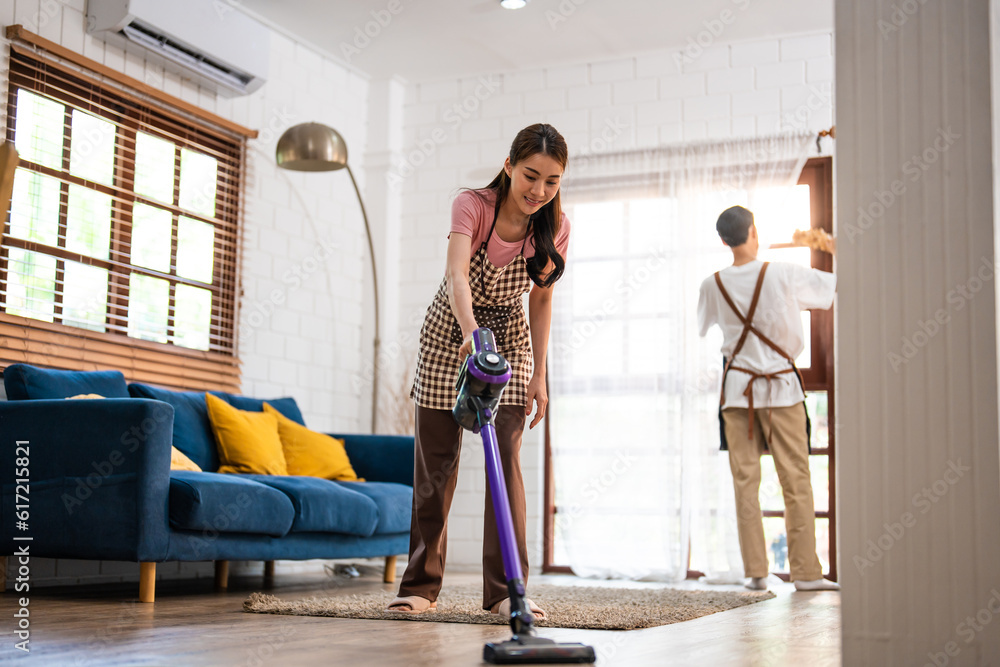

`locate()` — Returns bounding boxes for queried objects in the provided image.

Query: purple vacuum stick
[452,327,595,665]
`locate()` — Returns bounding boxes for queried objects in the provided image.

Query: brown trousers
[722,403,823,582]
[398,404,529,610]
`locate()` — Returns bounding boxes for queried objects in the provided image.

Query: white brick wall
[2,1,369,433]
[1,7,835,583]
[1,0,369,587]
[393,31,834,570]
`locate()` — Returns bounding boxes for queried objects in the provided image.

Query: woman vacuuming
[387,123,570,617]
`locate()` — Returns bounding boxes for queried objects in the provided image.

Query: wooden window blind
[1,45,249,393]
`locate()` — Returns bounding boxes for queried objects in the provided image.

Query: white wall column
[993,0,1000,404]
[836,0,1000,664]
[361,77,406,432]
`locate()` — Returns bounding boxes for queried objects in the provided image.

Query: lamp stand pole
[345,165,380,433]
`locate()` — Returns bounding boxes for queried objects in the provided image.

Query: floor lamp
[275,123,380,433]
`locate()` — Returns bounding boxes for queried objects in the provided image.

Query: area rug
[243,584,775,631]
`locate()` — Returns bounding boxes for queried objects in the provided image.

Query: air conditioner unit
[87,0,269,96]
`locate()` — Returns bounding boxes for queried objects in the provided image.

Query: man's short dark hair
[716,205,754,247]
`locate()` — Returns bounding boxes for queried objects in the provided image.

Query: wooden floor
[0,569,840,666]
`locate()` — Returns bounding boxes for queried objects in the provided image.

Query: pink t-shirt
[449,189,571,268]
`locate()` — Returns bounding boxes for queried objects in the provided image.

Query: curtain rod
[566,130,816,165]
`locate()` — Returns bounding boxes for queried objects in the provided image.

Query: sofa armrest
[332,434,414,486]
[0,398,173,561]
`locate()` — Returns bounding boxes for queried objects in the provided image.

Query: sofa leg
[383,555,397,584]
[215,561,229,590]
[139,563,156,603]
[264,560,275,581]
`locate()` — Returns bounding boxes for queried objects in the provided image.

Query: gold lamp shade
[275,122,348,172]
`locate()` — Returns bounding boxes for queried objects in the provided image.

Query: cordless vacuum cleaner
[453,328,596,665]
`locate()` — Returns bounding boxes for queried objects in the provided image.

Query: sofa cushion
[129,383,223,472]
[64,390,199,472]
[264,403,358,481]
[169,471,295,537]
[171,447,202,472]
[242,475,379,537]
[206,394,288,476]
[226,395,305,426]
[335,481,412,534]
[126,383,306,473]
[4,364,129,400]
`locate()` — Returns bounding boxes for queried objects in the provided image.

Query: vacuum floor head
[484,635,596,664]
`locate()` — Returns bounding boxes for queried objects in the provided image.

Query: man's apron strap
[715,263,771,410]
[728,365,796,442]
[714,263,769,363]
[715,263,807,441]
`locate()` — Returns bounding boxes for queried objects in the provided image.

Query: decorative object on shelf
[816,126,835,153]
[275,123,381,433]
[792,227,836,255]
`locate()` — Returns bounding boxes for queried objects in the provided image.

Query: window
[2,48,249,391]
[555,198,679,383]
[757,158,837,580]
[544,156,836,581]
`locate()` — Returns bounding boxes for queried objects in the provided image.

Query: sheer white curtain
[549,133,815,582]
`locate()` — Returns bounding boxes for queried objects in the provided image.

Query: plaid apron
[411,206,533,410]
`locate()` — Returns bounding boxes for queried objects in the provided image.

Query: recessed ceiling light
[500,0,527,9]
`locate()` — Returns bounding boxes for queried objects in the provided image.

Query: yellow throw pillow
[170,447,202,472]
[263,403,359,481]
[66,393,201,472]
[205,393,288,475]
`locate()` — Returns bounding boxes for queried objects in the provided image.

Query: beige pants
[723,403,823,582]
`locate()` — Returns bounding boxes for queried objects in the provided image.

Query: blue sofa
[0,364,414,602]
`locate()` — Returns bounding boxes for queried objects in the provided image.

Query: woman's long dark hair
[472,123,567,288]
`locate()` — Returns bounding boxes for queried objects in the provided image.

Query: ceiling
[237,0,833,82]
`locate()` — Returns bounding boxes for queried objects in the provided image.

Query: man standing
[698,205,839,592]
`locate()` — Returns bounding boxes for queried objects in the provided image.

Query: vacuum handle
[470,327,497,355]
[480,421,524,586]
